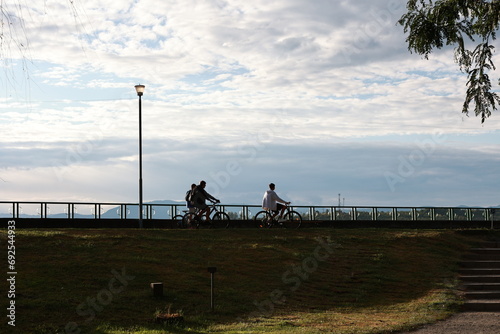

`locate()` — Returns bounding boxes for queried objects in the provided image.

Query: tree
[399,0,500,123]
[1,1,83,82]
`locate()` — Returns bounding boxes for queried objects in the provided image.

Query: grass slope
[0,228,495,334]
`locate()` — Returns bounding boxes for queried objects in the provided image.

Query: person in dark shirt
[191,180,219,220]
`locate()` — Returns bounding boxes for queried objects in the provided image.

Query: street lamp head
[135,84,145,96]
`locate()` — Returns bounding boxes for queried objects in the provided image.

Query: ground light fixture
[208,267,217,311]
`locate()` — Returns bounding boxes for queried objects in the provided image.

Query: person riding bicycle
[191,180,220,221]
[262,183,290,220]
[185,183,197,213]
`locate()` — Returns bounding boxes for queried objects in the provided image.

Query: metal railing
[0,201,497,222]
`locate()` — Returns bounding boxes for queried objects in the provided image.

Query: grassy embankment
[0,228,496,334]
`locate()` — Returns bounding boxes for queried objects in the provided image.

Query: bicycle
[182,201,231,228]
[254,205,302,229]
[173,210,193,228]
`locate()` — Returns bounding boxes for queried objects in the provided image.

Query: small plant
[153,304,184,325]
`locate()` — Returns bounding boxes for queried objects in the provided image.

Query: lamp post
[135,84,145,228]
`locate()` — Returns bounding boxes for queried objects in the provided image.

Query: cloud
[1,132,499,207]
[1,0,498,206]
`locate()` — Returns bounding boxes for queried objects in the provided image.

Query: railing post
[0,202,494,225]
[242,206,248,220]
[491,208,496,229]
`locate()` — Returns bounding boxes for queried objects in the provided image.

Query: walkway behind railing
[0,201,497,222]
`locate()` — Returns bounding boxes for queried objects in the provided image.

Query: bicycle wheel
[173,214,185,228]
[254,211,272,228]
[197,216,212,229]
[282,210,302,229]
[182,212,199,228]
[212,212,230,228]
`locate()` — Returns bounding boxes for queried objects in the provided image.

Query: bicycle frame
[182,201,230,228]
[194,202,219,220]
[254,204,302,229]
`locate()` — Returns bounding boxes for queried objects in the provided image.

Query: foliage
[399,0,500,123]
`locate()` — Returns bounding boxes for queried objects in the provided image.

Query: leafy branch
[399,0,500,123]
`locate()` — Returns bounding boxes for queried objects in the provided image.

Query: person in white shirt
[262,183,290,220]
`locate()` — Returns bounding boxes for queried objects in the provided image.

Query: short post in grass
[207,267,217,311]
[150,282,163,297]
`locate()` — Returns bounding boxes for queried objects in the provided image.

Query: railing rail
[0,201,497,222]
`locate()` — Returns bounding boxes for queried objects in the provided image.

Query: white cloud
[1,0,498,207]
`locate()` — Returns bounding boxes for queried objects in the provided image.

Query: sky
[1,0,499,208]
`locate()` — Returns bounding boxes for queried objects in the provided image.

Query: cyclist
[262,183,290,220]
[185,183,197,213]
[191,180,220,221]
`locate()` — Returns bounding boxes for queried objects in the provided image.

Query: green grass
[0,228,497,334]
